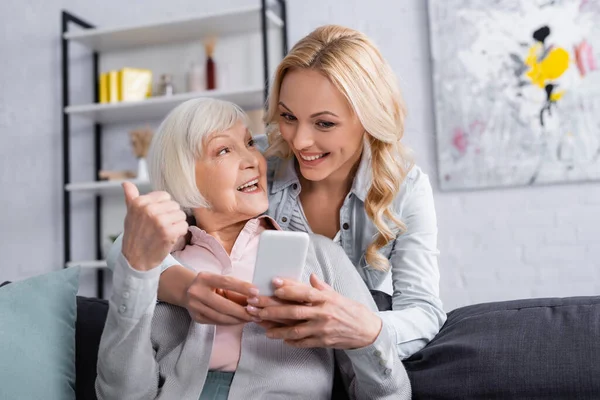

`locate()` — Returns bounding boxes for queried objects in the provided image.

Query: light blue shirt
[262,136,446,359]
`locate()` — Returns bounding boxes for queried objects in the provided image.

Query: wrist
[362,313,383,347]
[122,252,156,272]
[159,265,196,307]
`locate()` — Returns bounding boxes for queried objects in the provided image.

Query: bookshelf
[61,1,288,297]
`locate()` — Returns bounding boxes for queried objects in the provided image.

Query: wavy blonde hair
[264,25,413,271]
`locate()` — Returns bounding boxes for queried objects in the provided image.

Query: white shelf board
[66,179,152,194]
[63,6,283,52]
[66,260,107,269]
[65,87,265,124]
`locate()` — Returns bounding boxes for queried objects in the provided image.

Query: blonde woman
[109,24,445,367]
[97,98,410,399]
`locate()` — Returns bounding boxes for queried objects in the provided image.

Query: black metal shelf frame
[61,2,288,298]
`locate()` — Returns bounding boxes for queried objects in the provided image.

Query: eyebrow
[278,101,339,118]
[207,133,228,145]
[207,129,251,145]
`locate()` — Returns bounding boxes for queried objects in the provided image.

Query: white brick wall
[0,0,598,310]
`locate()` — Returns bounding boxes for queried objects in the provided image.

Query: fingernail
[273,277,284,286]
[247,297,259,305]
[246,305,258,313]
[266,331,275,338]
[252,317,262,322]
[250,288,260,296]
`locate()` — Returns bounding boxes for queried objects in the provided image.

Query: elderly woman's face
[195,121,268,220]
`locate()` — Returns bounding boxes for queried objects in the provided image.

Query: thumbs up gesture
[121,182,189,271]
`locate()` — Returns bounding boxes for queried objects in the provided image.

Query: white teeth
[300,153,326,161]
[240,185,258,193]
[237,179,259,190]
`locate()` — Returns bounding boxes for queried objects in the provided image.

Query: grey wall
[1,0,598,310]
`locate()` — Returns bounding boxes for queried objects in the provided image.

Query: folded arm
[106,234,258,325]
[106,233,193,307]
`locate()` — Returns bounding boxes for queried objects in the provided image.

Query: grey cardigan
[96,234,411,400]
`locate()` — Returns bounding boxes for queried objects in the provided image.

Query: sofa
[76,293,600,399]
[2,270,600,399]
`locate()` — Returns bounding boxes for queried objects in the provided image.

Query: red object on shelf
[206,56,216,90]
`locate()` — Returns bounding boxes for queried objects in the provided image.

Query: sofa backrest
[403,296,600,399]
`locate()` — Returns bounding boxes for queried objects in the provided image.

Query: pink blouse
[172,216,278,371]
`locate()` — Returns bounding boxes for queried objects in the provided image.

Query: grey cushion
[404,296,600,399]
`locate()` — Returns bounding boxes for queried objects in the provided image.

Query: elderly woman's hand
[121,182,189,271]
[247,274,383,349]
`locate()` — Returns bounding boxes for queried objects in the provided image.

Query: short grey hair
[147,97,249,211]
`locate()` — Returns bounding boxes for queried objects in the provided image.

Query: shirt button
[119,305,127,314]
[384,368,392,376]
[281,217,288,223]
[373,350,382,357]
[292,183,298,190]
[379,359,387,366]
[123,291,130,299]
[342,223,349,230]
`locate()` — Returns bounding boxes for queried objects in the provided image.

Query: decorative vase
[204,37,217,90]
[206,56,216,90]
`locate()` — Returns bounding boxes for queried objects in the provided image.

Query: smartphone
[252,230,310,296]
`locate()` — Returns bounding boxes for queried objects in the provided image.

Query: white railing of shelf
[66,260,108,269]
[65,179,152,192]
[63,6,283,52]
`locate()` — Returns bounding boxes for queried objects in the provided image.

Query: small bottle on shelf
[204,37,217,90]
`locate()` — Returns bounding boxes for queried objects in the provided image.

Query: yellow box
[119,68,152,102]
[108,70,120,103]
[99,73,109,104]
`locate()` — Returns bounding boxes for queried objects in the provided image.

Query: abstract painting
[428,0,600,190]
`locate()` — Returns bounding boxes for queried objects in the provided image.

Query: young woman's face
[277,69,365,183]
[195,121,268,221]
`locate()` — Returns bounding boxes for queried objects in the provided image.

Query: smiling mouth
[299,152,330,161]
[237,178,259,192]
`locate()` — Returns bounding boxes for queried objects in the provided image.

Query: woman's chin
[239,197,269,218]
[297,165,331,182]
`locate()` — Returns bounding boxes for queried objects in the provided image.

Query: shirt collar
[270,156,300,194]
[350,139,372,202]
[188,215,280,246]
[269,139,372,202]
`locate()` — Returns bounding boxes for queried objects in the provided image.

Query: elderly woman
[95,98,410,400]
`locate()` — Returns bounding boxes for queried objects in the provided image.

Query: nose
[291,123,314,151]
[240,146,259,169]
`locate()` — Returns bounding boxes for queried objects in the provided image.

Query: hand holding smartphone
[252,230,310,296]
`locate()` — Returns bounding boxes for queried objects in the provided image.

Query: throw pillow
[0,267,80,400]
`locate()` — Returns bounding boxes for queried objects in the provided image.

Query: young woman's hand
[185,272,261,325]
[247,274,382,349]
[246,296,299,328]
